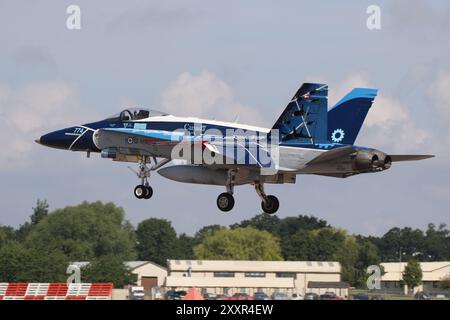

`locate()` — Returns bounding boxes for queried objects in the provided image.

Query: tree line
[0,200,449,287]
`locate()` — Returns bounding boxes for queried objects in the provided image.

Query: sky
[0,0,449,236]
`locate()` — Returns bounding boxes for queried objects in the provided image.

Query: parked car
[271,292,290,300]
[166,290,188,300]
[253,291,270,300]
[215,294,230,300]
[320,292,342,300]
[304,292,319,300]
[175,291,187,300]
[228,293,253,300]
[353,293,370,300]
[128,286,145,300]
[414,291,432,300]
[291,293,303,300]
[203,293,218,300]
[165,290,176,300]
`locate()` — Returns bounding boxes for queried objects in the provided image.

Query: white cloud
[326,74,431,152]
[160,71,266,126]
[0,81,86,170]
[427,71,450,120]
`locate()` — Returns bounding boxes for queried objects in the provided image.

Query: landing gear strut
[255,183,279,214]
[216,169,236,212]
[129,156,170,200]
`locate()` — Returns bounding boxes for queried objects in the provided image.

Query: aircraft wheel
[134,185,147,199]
[217,193,235,212]
[144,186,153,199]
[261,195,279,214]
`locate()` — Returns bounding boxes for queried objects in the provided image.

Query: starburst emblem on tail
[331,128,345,143]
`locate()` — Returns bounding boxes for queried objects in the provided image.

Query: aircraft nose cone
[38,129,75,150]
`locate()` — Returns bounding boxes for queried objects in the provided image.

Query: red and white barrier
[0,283,113,300]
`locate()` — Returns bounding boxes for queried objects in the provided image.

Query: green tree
[231,214,328,239]
[335,235,360,285]
[402,260,423,291]
[0,226,15,249]
[25,201,137,261]
[281,229,316,260]
[136,218,177,265]
[81,255,137,288]
[14,199,50,242]
[440,273,450,290]
[0,242,30,282]
[31,199,49,225]
[424,223,450,260]
[353,237,382,287]
[194,227,282,260]
[0,242,68,282]
[20,248,69,282]
[173,233,196,259]
[277,215,328,239]
[379,227,424,261]
[194,225,225,244]
[230,214,281,235]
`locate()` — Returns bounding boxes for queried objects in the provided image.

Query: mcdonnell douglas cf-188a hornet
[36,83,433,214]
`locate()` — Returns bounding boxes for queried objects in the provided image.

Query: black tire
[144,186,153,199]
[261,195,279,214]
[134,185,146,199]
[216,193,235,212]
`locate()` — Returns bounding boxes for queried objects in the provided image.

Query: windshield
[107,108,169,121]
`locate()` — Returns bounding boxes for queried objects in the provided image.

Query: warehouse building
[72,261,167,299]
[126,261,167,294]
[381,261,450,295]
[164,260,348,297]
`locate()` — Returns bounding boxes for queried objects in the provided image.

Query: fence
[0,283,113,300]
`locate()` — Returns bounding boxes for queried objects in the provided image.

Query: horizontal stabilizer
[306,146,356,166]
[390,155,435,162]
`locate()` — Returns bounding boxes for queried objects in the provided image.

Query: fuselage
[37,112,332,172]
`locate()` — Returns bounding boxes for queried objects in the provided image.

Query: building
[381,261,450,294]
[126,261,167,294]
[72,260,167,298]
[165,260,348,297]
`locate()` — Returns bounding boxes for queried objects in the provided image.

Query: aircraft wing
[94,128,274,168]
[389,155,435,162]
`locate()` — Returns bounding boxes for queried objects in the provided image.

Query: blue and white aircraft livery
[36,83,434,214]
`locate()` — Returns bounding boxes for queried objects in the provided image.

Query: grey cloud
[388,0,450,31]
[106,6,199,33]
[10,46,56,70]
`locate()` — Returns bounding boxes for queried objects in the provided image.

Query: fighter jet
[36,83,433,214]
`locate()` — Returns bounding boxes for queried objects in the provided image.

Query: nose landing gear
[217,169,236,212]
[129,156,170,200]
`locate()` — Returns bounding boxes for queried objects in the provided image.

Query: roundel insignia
[331,128,345,143]
[127,137,134,144]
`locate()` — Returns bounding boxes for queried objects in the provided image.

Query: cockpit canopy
[107,108,169,122]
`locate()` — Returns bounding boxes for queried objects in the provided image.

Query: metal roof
[307,281,349,289]
[167,260,341,273]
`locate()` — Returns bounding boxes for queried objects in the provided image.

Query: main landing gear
[255,183,279,215]
[215,170,280,214]
[130,156,170,200]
